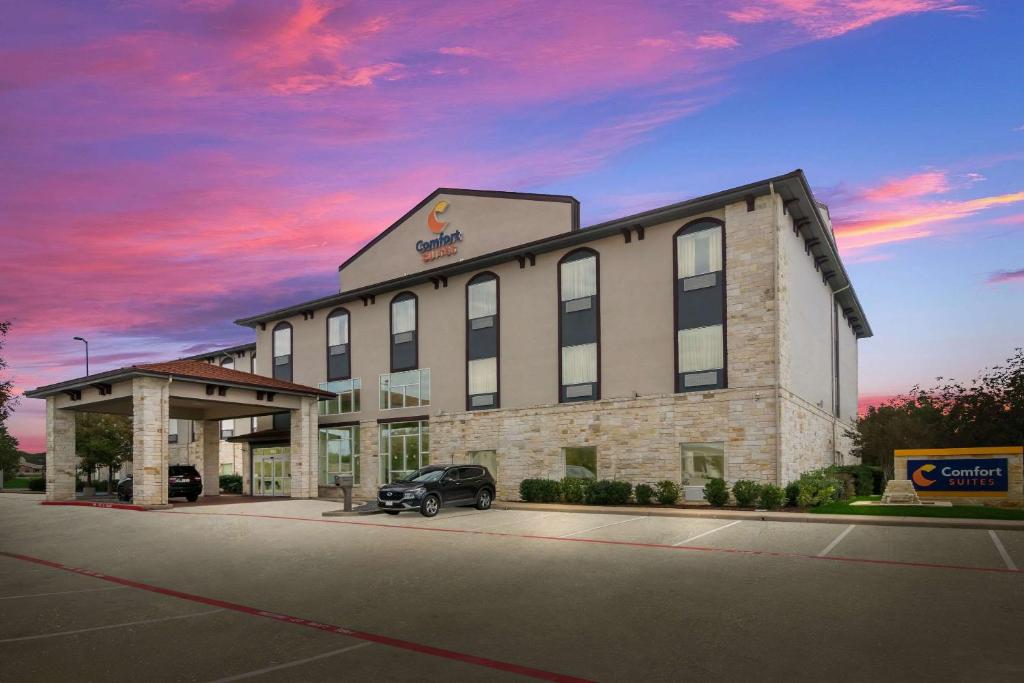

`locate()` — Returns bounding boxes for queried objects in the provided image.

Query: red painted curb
[161,509,1024,576]
[40,501,148,512]
[0,551,593,683]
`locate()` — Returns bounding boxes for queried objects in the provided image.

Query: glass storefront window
[319,379,361,415]
[681,442,725,484]
[379,369,430,409]
[319,426,360,486]
[379,421,429,483]
[562,447,597,480]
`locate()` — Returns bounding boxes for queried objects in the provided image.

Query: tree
[0,320,15,426]
[852,348,1024,474]
[76,413,132,489]
[0,425,19,482]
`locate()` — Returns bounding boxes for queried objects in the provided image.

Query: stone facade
[198,420,221,497]
[131,377,170,506]
[289,398,320,499]
[44,396,76,501]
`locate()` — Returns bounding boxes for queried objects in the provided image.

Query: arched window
[390,292,417,372]
[674,218,726,391]
[558,248,599,402]
[326,308,351,380]
[220,356,234,371]
[466,272,499,409]
[272,322,293,382]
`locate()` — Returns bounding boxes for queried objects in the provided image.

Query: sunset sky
[2,0,1022,452]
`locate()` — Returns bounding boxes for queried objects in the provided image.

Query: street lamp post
[73,336,89,376]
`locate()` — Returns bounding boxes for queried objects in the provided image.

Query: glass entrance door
[252,446,291,496]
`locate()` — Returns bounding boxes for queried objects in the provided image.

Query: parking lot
[1,492,1022,682]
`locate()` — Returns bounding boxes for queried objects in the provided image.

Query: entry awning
[225,429,292,444]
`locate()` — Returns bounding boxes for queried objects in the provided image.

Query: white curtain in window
[468,279,497,319]
[676,227,722,279]
[273,327,291,357]
[392,298,416,334]
[468,357,497,394]
[328,313,349,346]
[560,256,597,301]
[678,325,724,372]
[561,343,597,384]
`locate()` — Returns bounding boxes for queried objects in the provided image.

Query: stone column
[45,397,76,501]
[289,397,319,499]
[132,377,170,506]
[198,420,221,497]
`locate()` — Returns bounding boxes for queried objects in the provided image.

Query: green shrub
[703,478,729,507]
[220,474,243,494]
[655,480,680,505]
[28,477,46,492]
[731,480,762,507]
[560,477,591,504]
[759,484,786,510]
[634,483,654,505]
[794,468,845,508]
[519,478,561,503]
[785,481,800,506]
[584,480,632,505]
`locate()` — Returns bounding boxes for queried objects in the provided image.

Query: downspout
[770,182,783,486]
[830,283,851,464]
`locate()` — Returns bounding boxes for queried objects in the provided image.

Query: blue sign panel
[907,458,1009,492]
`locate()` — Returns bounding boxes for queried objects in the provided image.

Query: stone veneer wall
[431,391,778,501]
[778,389,858,484]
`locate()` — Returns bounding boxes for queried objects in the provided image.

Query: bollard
[334,475,354,512]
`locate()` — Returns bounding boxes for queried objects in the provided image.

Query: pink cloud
[986,268,1024,285]
[862,170,951,201]
[695,32,741,49]
[726,1,976,38]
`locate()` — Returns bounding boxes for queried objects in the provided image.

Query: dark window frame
[465,271,500,411]
[389,291,418,372]
[557,248,601,403]
[326,307,352,381]
[673,218,727,393]
[271,321,293,384]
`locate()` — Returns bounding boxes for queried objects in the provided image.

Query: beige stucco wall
[837,305,859,424]
[339,193,576,292]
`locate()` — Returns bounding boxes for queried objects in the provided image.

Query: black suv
[116,465,203,503]
[377,465,495,517]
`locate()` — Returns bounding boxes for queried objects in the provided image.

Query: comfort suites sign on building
[894,446,1024,504]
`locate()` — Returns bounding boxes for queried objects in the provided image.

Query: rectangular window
[469,450,498,480]
[560,257,597,301]
[677,325,723,373]
[220,463,234,476]
[676,226,723,279]
[561,343,597,385]
[681,442,725,485]
[562,447,597,480]
[168,420,178,444]
[468,357,497,395]
[391,298,416,334]
[379,369,431,409]
[319,379,362,415]
[250,417,258,433]
[328,314,349,347]
[319,425,361,486]
[468,278,497,319]
[379,421,429,483]
[221,420,234,439]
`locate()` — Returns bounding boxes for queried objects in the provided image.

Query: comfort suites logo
[907,458,1008,493]
[417,200,463,263]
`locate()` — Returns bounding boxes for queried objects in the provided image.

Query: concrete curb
[495,501,1024,531]
[40,500,154,512]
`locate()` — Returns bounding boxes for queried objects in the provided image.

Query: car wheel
[384,510,400,515]
[186,494,198,502]
[420,494,440,517]
[475,488,493,510]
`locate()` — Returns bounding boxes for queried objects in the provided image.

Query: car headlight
[402,488,425,499]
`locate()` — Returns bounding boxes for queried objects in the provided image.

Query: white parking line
[818,524,856,557]
[0,586,128,601]
[672,520,742,546]
[989,530,1018,571]
[207,642,373,682]
[0,609,223,644]
[559,516,644,538]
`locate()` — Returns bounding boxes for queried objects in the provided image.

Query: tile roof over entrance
[25,359,334,399]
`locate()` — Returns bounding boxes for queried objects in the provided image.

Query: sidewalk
[496,501,1024,531]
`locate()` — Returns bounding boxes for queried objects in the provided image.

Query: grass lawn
[1,477,37,489]
[812,495,1024,520]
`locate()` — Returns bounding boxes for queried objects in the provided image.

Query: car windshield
[400,468,446,483]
